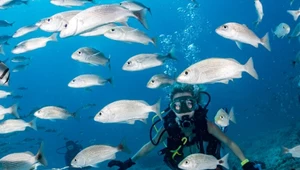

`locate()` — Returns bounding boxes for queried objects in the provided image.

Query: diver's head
[66,140,76,151]
[169,83,199,128]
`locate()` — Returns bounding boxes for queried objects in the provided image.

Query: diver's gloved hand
[242,161,260,170]
[107,158,135,170]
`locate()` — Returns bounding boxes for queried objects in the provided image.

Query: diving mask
[170,96,198,114]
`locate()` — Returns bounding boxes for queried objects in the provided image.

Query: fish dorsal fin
[25,151,34,156]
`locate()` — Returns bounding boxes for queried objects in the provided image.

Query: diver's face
[171,92,197,119]
[67,145,74,151]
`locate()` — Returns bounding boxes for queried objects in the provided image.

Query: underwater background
[0,0,300,169]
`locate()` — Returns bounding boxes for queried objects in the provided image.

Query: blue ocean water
[0,0,299,169]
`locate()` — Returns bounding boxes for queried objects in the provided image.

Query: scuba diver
[57,140,90,169]
[108,83,263,170]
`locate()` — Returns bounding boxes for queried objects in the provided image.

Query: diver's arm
[207,120,246,161]
[131,127,168,162]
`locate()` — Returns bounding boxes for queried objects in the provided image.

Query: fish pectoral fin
[127,119,136,124]
[235,41,243,50]
[107,154,116,160]
[216,79,230,84]
[139,119,147,124]
[90,164,99,168]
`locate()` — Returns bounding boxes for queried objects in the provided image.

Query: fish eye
[74,159,77,162]
[184,71,189,75]
[127,61,132,65]
[185,160,189,164]
[78,51,82,55]
[220,115,224,119]
[151,80,155,83]
[111,29,115,32]
[99,112,102,116]
[47,18,51,22]
[223,25,228,29]
[64,24,67,28]
[72,79,75,82]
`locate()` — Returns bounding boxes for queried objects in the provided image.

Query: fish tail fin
[253,20,259,29]
[36,142,48,166]
[88,0,97,3]
[244,57,259,80]
[219,153,229,169]
[118,138,131,154]
[10,22,15,26]
[151,98,162,120]
[133,9,148,29]
[106,77,113,85]
[22,0,28,5]
[261,32,271,51]
[281,146,289,155]
[151,37,157,46]
[287,10,300,21]
[10,104,20,118]
[49,33,58,42]
[166,47,177,61]
[229,107,236,124]
[29,118,37,131]
[147,7,152,16]
[0,45,5,55]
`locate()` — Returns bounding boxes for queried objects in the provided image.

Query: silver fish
[216,22,271,51]
[147,74,175,89]
[122,48,176,71]
[50,0,94,7]
[11,56,30,63]
[0,104,19,120]
[177,57,258,84]
[94,99,162,124]
[104,26,155,45]
[38,10,81,32]
[71,142,129,168]
[12,33,57,54]
[68,74,112,88]
[289,22,300,38]
[0,44,4,55]
[214,107,236,128]
[178,153,229,170]
[12,63,29,72]
[60,4,147,38]
[120,1,151,15]
[272,23,290,38]
[0,35,12,44]
[79,23,117,37]
[254,0,263,27]
[34,106,74,120]
[282,145,300,158]
[71,47,110,67]
[0,118,37,134]
[0,0,27,9]
[0,142,47,170]
[0,90,11,98]
[287,9,300,21]
[13,24,39,38]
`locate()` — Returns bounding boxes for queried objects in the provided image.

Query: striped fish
[0,61,9,86]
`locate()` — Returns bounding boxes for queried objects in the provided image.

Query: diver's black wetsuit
[159,108,223,170]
